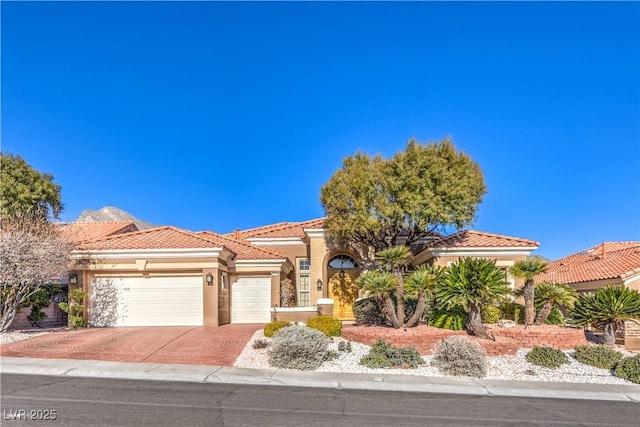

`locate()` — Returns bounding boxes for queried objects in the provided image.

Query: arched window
[328,254,358,269]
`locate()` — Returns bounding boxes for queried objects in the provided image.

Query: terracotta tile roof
[59,221,138,244]
[425,230,539,248]
[76,226,228,251]
[230,218,327,239]
[536,242,640,284]
[196,231,286,260]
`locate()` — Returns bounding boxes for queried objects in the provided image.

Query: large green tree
[0,153,63,220]
[320,138,486,265]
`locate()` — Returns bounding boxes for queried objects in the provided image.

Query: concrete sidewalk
[1,356,639,402]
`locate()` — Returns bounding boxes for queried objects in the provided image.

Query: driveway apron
[0,325,262,366]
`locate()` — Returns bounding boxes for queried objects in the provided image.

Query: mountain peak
[76,206,155,230]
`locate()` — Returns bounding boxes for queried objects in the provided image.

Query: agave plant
[533,282,576,325]
[355,271,401,328]
[404,263,445,327]
[570,286,640,346]
[510,257,548,326]
[376,246,413,328]
[438,257,511,340]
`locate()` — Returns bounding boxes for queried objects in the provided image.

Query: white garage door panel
[231,278,271,323]
[91,276,202,327]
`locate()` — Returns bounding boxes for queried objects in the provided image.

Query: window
[298,259,310,271]
[328,255,358,269]
[298,274,310,307]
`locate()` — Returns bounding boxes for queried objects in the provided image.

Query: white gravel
[0,331,49,345]
[234,329,638,385]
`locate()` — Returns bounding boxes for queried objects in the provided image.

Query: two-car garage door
[90,275,272,326]
[90,276,203,327]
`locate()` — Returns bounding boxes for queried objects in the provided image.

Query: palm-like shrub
[534,282,576,325]
[510,257,548,326]
[570,286,640,346]
[355,271,400,328]
[437,257,511,340]
[376,246,413,328]
[404,263,444,327]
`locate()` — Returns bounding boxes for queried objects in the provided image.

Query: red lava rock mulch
[342,324,588,356]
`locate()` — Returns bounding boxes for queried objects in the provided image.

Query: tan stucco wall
[202,268,219,327]
[309,236,330,302]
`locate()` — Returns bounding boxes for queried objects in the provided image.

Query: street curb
[1,357,639,402]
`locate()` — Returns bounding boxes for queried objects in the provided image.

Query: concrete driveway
[0,325,262,366]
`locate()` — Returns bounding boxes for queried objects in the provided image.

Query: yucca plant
[355,271,401,328]
[510,257,548,326]
[570,286,640,346]
[376,246,413,328]
[404,263,445,327]
[534,282,577,325]
[437,257,511,340]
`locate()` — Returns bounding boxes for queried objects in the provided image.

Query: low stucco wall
[271,307,319,322]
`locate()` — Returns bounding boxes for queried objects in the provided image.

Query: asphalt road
[1,374,638,426]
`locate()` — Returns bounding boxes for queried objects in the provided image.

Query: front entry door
[327,269,359,321]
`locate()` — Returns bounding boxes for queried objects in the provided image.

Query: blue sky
[2,2,638,260]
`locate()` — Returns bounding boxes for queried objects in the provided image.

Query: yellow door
[327,270,360,321]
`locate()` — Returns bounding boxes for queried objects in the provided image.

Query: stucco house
[66,218,539,328]
[535,241,640,349]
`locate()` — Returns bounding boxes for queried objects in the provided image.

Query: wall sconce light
[316,279,323,291]
[69,274,78,285]
[339,269,346,279]
[205,272,214,286]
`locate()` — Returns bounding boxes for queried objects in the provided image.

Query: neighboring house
[535,242,640,291]
[68,218,538,328]
[535,241,640,350]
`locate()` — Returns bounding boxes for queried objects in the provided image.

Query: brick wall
[623,321,640,350]
[342,324,588,356]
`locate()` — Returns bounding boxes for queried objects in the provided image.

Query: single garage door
[231,277,271,323]
[90,276,203,327]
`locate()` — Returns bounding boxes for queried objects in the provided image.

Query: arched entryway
[326,254,361,320]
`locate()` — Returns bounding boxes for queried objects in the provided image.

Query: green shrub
[432,336,487,378]
[338,341,352,353]
[574,345,623,370]
[306,315,342,337]
[27,306,48,328]
[614,355,640,384]
[428,306,466,330]
[499,302,525,324]
[268,325,330,370]
[353,297,385,326]
[481,305,501,324]
[526,346,569,369]
[58,289,87,329]
[360,340,424,369]
[263,320,292,338]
